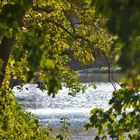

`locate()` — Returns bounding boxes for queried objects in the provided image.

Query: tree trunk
[0,36,16,87]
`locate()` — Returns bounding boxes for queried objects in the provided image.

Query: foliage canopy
[0,0,114,139]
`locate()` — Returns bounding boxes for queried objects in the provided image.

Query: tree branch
[45,18,92,47]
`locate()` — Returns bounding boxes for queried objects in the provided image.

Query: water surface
[14,82,120,140]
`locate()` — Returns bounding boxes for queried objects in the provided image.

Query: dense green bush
[0,88,58,140]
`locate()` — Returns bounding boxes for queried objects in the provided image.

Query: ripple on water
[14,83,120,139]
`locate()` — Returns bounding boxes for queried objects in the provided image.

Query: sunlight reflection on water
[14,82,120,140]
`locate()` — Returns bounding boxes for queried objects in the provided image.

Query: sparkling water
[14,82,120,140]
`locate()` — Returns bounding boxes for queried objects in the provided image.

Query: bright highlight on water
[14,83,120,139]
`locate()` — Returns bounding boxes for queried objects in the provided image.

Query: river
[14,80,120,140]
